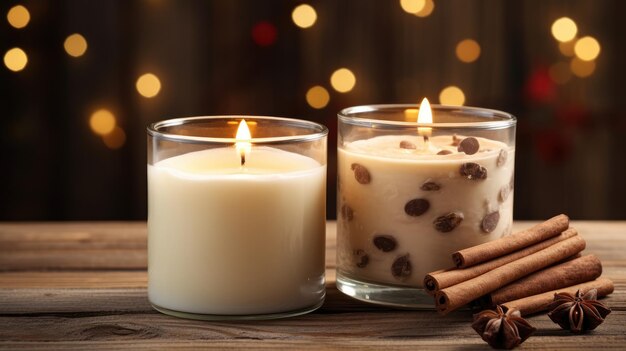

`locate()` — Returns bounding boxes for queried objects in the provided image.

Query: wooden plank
[0,222,147,271]
[0,221,624,350]
[0,288,383,315]
[0,222,146,246]
[0,271,148,288]
[2,221,625,247]
[0,250,147,271]
[0,265,622,291]
[1,221,625,271]
[0,269,333,289]
[0,288,150,314]
[1,284,624,315]
[0,310,624,347]
[0,222,338,271]
[2,339,626,351]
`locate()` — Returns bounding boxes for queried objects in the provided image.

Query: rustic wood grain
[0,272,148,288]
[0,222,337,271]
[0,221,625,350]
[0,311,625,349]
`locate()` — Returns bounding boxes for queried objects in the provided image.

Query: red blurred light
[555,104,590,128]
[534,129,571,164]
[525,67,556,103]
[252,21,277,47]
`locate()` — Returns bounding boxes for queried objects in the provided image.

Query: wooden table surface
[0,221,624,350]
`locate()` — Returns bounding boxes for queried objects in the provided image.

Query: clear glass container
[336,104,516,308]
[147,116,328,320]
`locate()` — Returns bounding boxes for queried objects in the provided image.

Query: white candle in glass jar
[148,134,326,315]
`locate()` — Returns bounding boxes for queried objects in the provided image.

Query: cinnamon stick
[501,277,614,316]
[452,214,569,268]
[435,234,585,314]
[424,228,578,295]
[477,254,602,307]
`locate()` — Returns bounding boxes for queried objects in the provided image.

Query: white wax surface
[337,135,515,287]
[148,147,326,315]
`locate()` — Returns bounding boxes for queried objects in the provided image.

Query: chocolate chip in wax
[391,254,412,280]
[451,134,462,146]
[437,149,453,155]
[434,212,464,232]
[497,149,508,167]
[373,235,397,252]
[399,140,416,149]
[341,204,354,221]
[420,180,441,191]
[458,137,480,155]
[404,198,430,216]
[351,163,371,184]
[354,249,369,268]
[481,211,500,233]
[460,162,488,180]
[498,185,511,202]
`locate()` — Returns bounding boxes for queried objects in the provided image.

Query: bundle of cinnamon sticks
[425,214,614,315]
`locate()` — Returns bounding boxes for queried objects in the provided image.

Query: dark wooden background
[2,0,626,221]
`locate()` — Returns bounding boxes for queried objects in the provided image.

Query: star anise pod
[471,305,536,349]
[547,288,611,333]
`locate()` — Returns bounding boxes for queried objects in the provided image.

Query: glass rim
[147,115,329,144]
[338,104,516,129]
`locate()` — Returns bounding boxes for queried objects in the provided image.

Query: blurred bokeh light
[292,4,317,29]
[570,57,596,78]
[400,0,426,14]
[64,34,88,57]
[103,126,127,149]
[455,39,481,63]
[136,73,162,98]
[574,36,601,61]
[3,47,27,72]
[306,85,330,109]
[439,86,465,106]
[89,109,116,136]
[414,0,434,17]
[551,17,577,42]
[1,0,624,221]
[330,68,356,93]
[7,5,30,29]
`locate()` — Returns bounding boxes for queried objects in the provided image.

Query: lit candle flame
[417,97,433,138]
[236,119,252,166]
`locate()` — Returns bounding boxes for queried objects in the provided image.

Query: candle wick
[240,154,246,167]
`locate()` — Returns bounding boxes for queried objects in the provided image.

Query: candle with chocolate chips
[336,100,516,307]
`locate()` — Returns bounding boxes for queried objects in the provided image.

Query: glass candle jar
[147,116,328,320]
[336,104,516,308]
